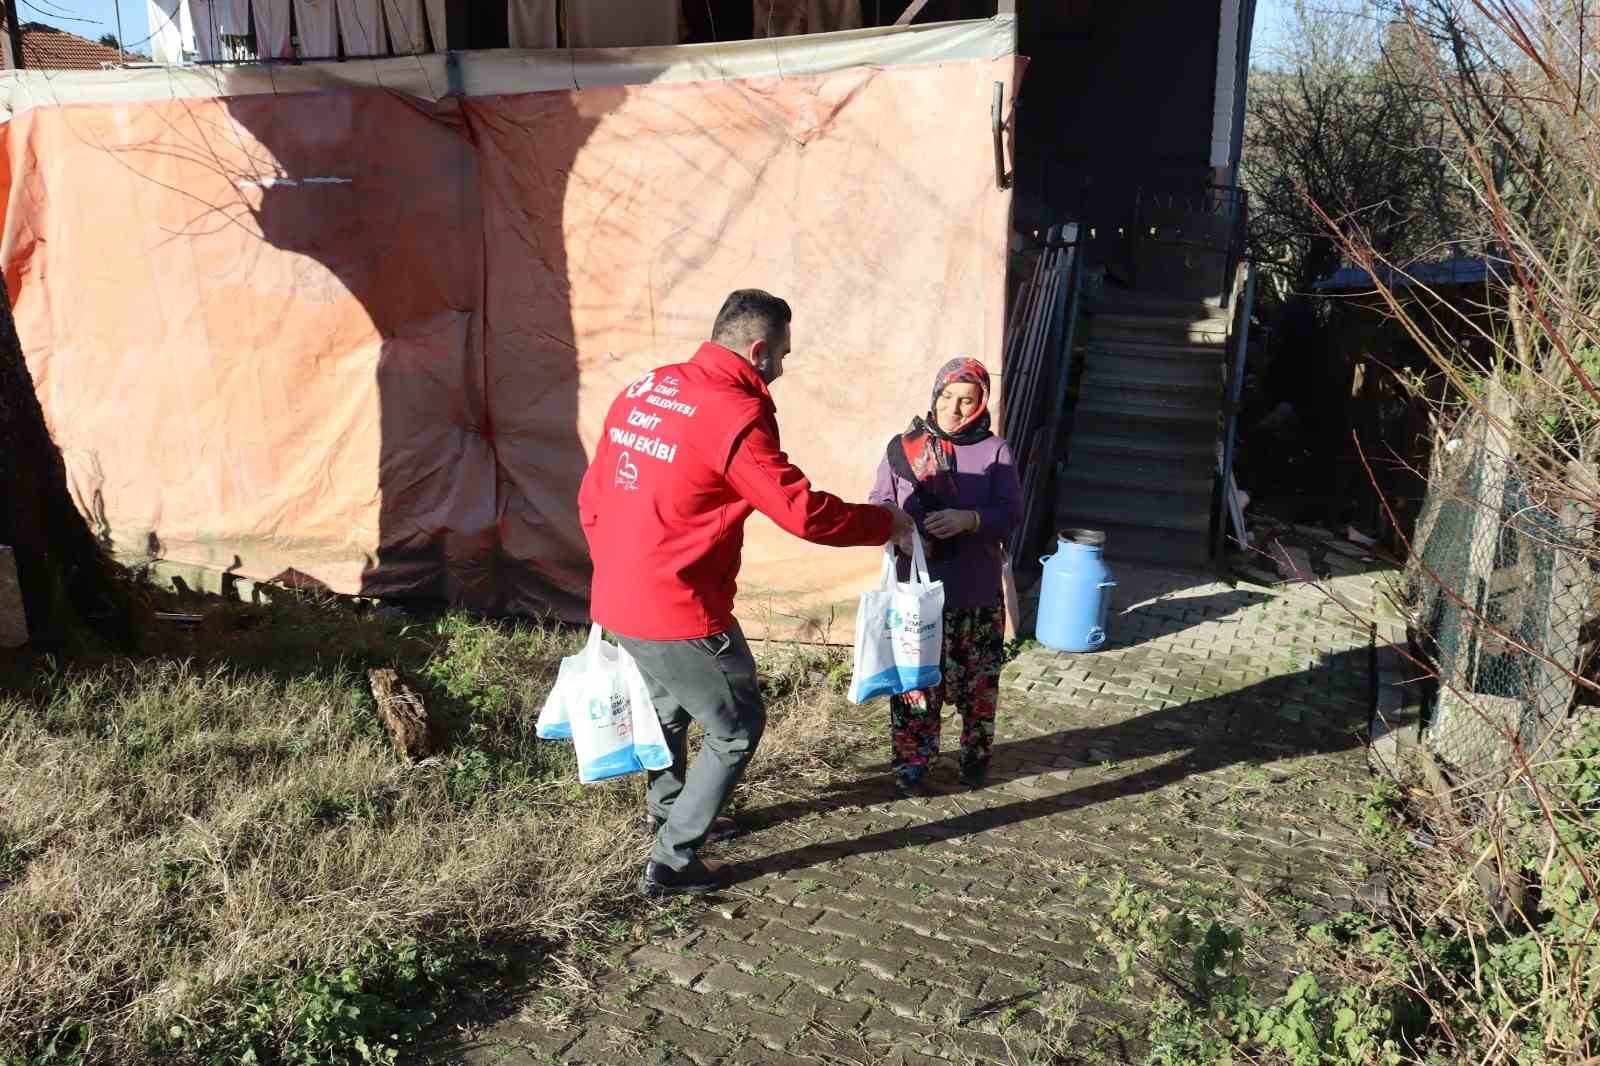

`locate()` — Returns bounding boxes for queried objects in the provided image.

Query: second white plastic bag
[536,624,672,783]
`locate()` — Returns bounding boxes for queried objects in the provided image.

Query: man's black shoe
[639,857,727,897]
[641,813,741,842]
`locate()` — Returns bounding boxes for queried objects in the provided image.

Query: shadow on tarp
[217,87,593,617]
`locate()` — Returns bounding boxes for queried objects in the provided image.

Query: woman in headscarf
[867,358,1022,792]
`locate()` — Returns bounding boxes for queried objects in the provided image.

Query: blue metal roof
[1314,256,1508,293]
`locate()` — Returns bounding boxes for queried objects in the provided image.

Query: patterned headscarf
[886,357,993,508]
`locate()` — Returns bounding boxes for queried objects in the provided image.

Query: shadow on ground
[1020,562,1278,649]
[727,643,1368,884]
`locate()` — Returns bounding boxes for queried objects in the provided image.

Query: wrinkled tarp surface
[0,18,1017,640]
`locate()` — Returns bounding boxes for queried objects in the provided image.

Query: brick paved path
[429,566,1400,1065]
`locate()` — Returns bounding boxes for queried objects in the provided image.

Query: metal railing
[1070,181,1249,304]
[1002,223,1086,564]
[1130,183,1249,303]
[1215,258,1257,566]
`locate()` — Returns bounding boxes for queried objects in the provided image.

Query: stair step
[1062,428,1209,460]
[1078,371,1220,404]
[1057,460,1214,496]
[1092,328,1231,350]
[1090,293,1232,321]
[1069,431,1216,468]
[1075,396,1217,428]
[1046,519,1213,568]
[1086,339,1225,361]
[1090,310,1231,331]
[1075,404,1209,444]
[1082,353,1222,388]
[1055,484,1211,535]
[1090,316,1231,347]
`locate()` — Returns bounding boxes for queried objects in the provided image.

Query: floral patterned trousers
[888,606,1005,777]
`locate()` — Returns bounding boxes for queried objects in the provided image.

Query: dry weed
[0,608,869,1063]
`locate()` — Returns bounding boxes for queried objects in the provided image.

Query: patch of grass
[0,598,864,1064]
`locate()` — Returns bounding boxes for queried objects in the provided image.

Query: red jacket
[579,342,892,640]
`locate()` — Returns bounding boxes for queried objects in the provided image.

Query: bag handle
[584,622,605,662]
[907,529,931,584]
[881,529,934,586]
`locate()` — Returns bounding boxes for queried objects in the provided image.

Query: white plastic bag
[848,531,945,703]
[536,624,672,782]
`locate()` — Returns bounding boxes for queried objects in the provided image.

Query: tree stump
[0,546,26,648]
[367,668,438,759]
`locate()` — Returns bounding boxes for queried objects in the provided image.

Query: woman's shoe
[894,767,930,796]
[958,761,989,789]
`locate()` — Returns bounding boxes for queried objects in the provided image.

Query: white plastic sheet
[754,0,863,37]
[336,0,386,55]
[507,0,556,49]
[147,0,184,62]
[188,0,220,59]
[0,16,1015,110]
[292,0,339,56]
[424,0,445,49]
[565,0,679,47]
[382,0,427,53]
[253,0,294,58]
[215,0,250,35]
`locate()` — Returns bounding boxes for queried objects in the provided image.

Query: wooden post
[1407,423,1454,577]
[1428,381,1510,777]
[1458,379,1512,692]
[1524,461,1595,757]
[3,1,25,70]
[0,546,24,648]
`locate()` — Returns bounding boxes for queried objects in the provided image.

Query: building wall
[1014,0,1221,231]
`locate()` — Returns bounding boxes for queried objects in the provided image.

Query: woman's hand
[923,509,979,540]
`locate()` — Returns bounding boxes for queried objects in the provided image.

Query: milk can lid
[1060,528,1106,547]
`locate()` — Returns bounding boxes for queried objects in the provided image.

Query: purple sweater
[868,435,1023,610]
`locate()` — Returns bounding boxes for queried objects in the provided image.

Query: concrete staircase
[1054,290,1229,567]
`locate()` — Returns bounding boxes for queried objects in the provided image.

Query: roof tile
[17,22,146,70]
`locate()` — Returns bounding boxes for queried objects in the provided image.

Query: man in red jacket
[579,289,912,896]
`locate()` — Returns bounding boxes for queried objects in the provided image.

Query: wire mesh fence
[1407,409,1595,814]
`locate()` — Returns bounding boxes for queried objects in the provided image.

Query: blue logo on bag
[884,607,924,630]
[883,606,933,634]
[587,692,631,736]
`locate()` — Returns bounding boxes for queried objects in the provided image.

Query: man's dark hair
[711,289,791,351]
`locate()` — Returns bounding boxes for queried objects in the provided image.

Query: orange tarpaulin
[0,19,1018,640]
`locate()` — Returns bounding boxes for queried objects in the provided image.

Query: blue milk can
[1036,529,1118,652]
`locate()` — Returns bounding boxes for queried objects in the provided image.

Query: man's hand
[880,503,915,555]
[924,509,979,540]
